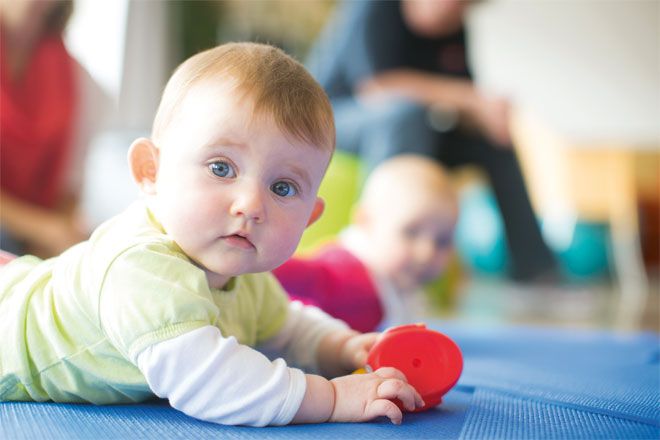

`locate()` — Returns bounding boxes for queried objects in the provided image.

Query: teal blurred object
[545,221,610,280]
[456,183,610,280]
[455,184,509,275]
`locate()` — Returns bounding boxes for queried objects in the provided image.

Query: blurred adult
[307,0,557,281]
[1,0,102,257]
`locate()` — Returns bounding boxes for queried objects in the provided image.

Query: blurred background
[2,0,658,332]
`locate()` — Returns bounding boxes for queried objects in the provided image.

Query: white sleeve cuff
[136,325,306,426]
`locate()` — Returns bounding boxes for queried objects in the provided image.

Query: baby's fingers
[378,379,425,411]
[364,398,403,425]
[374,366,407,382]
[377,379,417,411]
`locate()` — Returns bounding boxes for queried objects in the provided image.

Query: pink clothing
[0,250,16,266]
[273,244,383,333]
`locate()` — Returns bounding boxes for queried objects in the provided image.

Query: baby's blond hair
[152,42,335,152]
[359,154,457,215]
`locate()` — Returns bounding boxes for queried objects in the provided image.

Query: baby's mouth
[222,233,255,250]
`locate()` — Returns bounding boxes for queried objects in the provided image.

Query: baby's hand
[339,332,379,371]
[329,367,424,425]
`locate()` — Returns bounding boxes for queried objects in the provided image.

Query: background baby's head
[353,154,458,292]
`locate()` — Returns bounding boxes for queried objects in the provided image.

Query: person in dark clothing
[306,0,557,281]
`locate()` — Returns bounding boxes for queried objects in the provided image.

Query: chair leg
[609,157,649,330]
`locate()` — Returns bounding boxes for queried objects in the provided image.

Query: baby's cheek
[386,251,414,277]
[421,252,451,280]
[269,231,300,263]
[436,248,453,268]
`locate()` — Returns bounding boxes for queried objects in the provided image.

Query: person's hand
[329,367,425,424]
[29,211,88,257]
[467,93,512,147]
[318,330,379,378]
[338,332,379,371]
[359,70,512,147]
[358,71,411,97]
[357,69,432,105]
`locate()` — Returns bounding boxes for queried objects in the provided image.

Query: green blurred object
[296,151,362,255]
[169,1,222,65]
[425,255,463,312]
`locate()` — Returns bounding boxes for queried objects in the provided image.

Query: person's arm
[358,70,471,109]
[258,301,425,424]
[257,300,354,375]
[136,325,307,427]
[259,298,427,421]
[306,1,406,97]
[293,366,425,425]
[358,69,511,146]
[137,325,424,426]
[0,190,87,255]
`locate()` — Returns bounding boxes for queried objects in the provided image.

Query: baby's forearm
[290,374,335,424]
[315,329,358,378]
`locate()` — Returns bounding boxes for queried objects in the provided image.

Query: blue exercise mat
[1,323,658,439]
[459,387,659,440]
[0,391,471,440]
[439,324,660,426]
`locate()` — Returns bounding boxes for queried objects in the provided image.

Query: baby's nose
[415,239,436,263]
[230,188,266,223]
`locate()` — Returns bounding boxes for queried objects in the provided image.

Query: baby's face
[364,190,456,292]
[151,82,330,288]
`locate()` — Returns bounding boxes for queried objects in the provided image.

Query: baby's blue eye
[271,181,297,197]
[209,161,235,178]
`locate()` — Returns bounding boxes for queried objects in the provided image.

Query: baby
[274,154,457,332]
[0,43,423,426]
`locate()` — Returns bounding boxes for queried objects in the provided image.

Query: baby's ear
[306,197,325,227]
[128,138,159,195]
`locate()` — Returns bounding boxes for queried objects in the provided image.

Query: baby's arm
[136,325,306,426]
[293,320,425,424]
[136,323,422,426]
[293,367,424,424]
[260,301,424,424]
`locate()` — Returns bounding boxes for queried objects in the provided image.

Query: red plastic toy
[366,323,463,412]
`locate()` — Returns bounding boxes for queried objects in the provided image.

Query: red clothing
[273,243,384,333]
[1,35,76,209]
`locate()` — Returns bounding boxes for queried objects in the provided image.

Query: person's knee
[364,100,437,159]
[374,99,428,128]
[335,97,427,128]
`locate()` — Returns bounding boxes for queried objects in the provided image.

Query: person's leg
[306,0,372,97]
[359,99,437,172]
[332,97,438,176]
[437,131,558,281]
[334,95,556,280]
[0,228,26,256]
[331,96,374,156]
